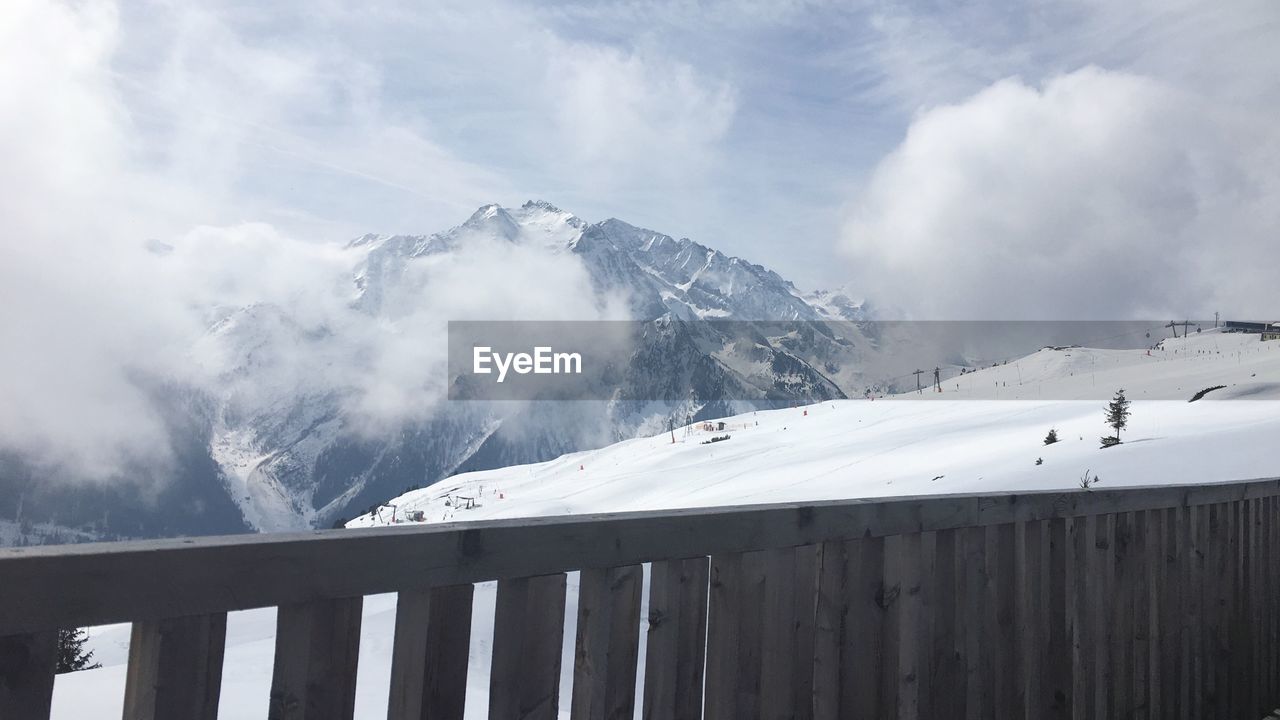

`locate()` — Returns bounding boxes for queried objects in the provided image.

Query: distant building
[1223,320,1272,334]
[1264,323,1280,342]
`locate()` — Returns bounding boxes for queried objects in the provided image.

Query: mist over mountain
[1,202,886,542]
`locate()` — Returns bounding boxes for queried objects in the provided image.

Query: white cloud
[547,41,737,189]
[0,0,624,478]
[841,66,1280,319]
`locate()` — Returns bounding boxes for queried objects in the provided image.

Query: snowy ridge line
[6,475,1280,636]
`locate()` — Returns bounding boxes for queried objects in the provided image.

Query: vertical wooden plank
[1091,514,1114,720]
[1268,497,1277,712]
[1228,501,1244,719]
[642,557,709,720]
[269,597,363,720]
[1249,499,1262,718]
[1272,495,1279,711]
[1068,516,1091,720]
[1244,499,1254,717]
[673,558,710,720]
[418,584,472,720]
[1205,504,1228,717]
[1260,498,1270,716]
[489,574,567,720]
[704,553,747,720]
[123,613,227,720]
[1157,508,1179,720]
[1192,503,1209,717]
[962,526,987,720]
[880,535,905,719]
[1146,510,1165,720]
[1264,498,1272,714]
[988,523,1017,720]
[1172,506,1190,720]
[388,584,473,720]
[1218,503,1234,718]
[1044,518,1070,719]
[1111,513,1133,717]
[846,535,888,718]
[0,630,57,720]
[1017,520,1044,719]
[930,529,964,720]
[1132,511,1150,719]
[895,533,925,720]
[1260,498,1269,715]
[753,545,820,720]
[811,541,846,720]
[761,547,799,720]
[790,545,820,720]
[571,566,642,720]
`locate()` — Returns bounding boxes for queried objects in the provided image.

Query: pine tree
[56,627,100,673]
[1101,388,1131,447]
[1044,428,1059,445]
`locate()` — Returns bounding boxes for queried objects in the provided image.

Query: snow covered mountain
[202,202,884,533]
[350,328,1280,526]
[0,202,893,541]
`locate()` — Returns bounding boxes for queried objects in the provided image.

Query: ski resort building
[1223,320,1273,334]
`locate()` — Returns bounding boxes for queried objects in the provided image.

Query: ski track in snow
[54,329,1280,719]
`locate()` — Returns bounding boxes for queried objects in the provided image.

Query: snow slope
[53,329,1280,719]
[347,329,1280,525]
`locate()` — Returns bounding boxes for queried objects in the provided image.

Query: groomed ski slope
[347,329,1280,526]
[53,329,1280,719]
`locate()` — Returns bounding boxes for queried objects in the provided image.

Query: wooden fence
[2,477,1280,719]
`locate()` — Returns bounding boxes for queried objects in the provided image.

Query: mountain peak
[521,199,566,214]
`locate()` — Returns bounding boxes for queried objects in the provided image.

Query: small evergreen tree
[56,628,100,673]
[1101,388,1131,447]
[1044,428,1059,445]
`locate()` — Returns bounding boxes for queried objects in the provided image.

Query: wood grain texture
[122,613,227,720]
[928,529,963,720]
[641,557,709,720]
[0,631,56,720]
[5,479,1280,635]
[387,584,473,720]
[269,597,363,720]
[489,574,567,720]
[810,541,846,720]
[570,566,642,720]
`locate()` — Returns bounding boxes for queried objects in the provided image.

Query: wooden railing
[3,477,1280,719]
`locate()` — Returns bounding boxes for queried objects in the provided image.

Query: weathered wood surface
[0,631,56,720]
[488,574,567,720]
[269,597,363,720]
[1043,518,1069,719]
[928,529,963,720]
[1068,515,1091,720]
[4,478,1280,634]
[642,557,709,720]
[848,536,890,717]
[122,612,227,720]
[810,541,846,720]
[9,479,1280,720]
[387,584,473,720]
[570,565,642,720]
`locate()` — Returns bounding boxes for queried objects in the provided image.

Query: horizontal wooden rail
[2,476,1279,719]
[3,477,1278,636]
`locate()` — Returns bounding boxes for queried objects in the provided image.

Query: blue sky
[5,0,1279,306]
